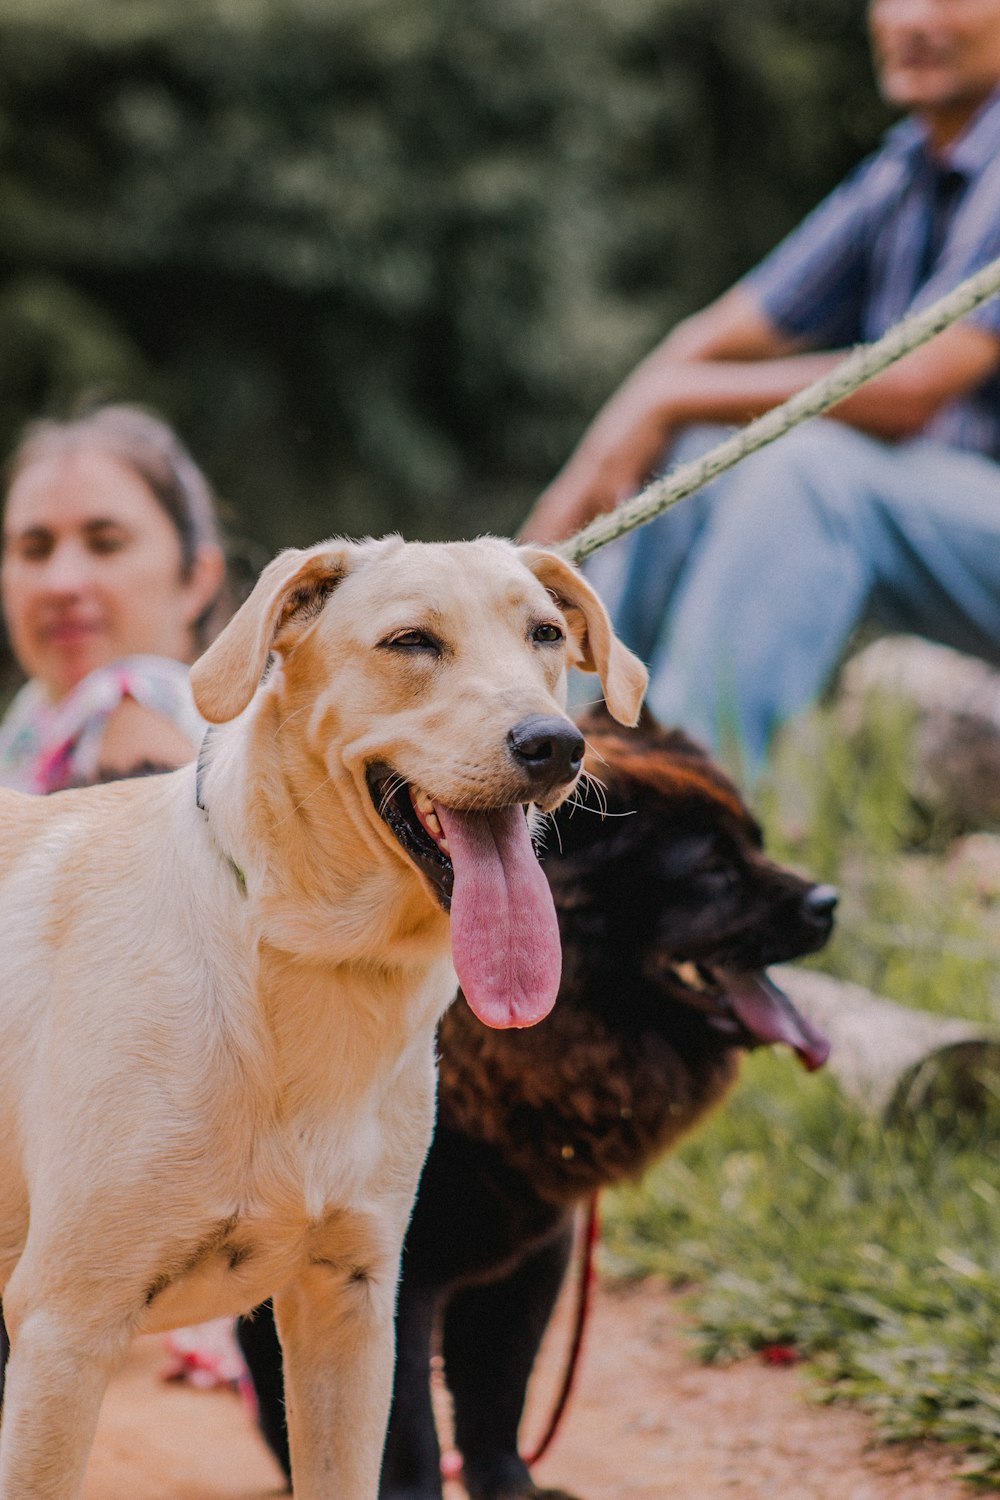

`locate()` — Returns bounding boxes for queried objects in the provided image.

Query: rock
[839,637,1000,827]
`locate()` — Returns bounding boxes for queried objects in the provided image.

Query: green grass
[602,694,1000,1486]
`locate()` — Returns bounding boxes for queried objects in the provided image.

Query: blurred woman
[0,403,226,792]
[0,402,233,1403]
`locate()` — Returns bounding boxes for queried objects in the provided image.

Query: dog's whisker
[273,704,309,738]
[563,794,634,819]
[378,775,408,820]
[561,770,634,820]
[576,769,615,819]
[581,736,610,771]
[578,764,608,793]
[535,809,563,855]
[586,773,609,819]
[276,772,336,825]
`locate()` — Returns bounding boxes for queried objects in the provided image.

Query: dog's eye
[383,629,439,653]
[532,622,564,644]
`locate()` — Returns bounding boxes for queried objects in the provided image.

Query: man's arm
[521,287,1000,543]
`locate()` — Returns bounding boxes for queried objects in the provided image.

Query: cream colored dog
[0,535,645,1500]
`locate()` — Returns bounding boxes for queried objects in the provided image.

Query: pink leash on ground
[441,1192,602,1482]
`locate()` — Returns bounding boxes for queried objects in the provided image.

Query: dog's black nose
[508,715,585,787]
[803,884,839,920]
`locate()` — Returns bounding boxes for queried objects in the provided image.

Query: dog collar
[195,729,247,896]
[194,729,210,813]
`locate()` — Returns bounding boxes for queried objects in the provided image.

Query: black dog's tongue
[727,972,830,1071]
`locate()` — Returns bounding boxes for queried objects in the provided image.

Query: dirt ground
[79,1278,972,1500]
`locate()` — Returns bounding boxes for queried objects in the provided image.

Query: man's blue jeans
[586,421,1000,776]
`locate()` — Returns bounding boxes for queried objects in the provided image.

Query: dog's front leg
[275,1258,397,1500]
[0,1301,8,1412]
[0,1297,129,1500]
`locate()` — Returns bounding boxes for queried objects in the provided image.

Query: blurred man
[522,0,1000,775]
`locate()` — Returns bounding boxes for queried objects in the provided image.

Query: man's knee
[713,421,880,543]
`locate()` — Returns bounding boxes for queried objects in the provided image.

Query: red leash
[521,1192,602,1467]
[440,1194,601,1483]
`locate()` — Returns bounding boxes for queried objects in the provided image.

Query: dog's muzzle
[366,764,455,908]
[660,959,830,1071]
[365,760,563,1030]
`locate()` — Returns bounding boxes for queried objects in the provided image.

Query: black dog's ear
[576,699,659,732]
[577,700,712,762]
[656,721,716,760]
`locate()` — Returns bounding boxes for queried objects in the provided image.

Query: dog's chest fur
[137,1124,395,1330]
[138,1023,440,1331]
[438,993,738,1205]
[0,776,447,1331]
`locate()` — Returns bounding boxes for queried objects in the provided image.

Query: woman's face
[2,446,211,700]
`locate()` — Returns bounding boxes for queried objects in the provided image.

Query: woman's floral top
[0,655,204,794]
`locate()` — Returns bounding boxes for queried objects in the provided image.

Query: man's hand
[518,288,792,545]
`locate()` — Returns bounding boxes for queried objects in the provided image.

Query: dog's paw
[468,1485,584,1500]
[463,1450,586,1500]
[379,1488,444,1500]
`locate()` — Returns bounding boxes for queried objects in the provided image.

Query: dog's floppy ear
[519,546,648,726]
[190,543,354,723]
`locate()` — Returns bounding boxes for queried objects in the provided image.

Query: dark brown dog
[238,707,835,1500]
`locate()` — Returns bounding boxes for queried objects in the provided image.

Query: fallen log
[774,966,1000,1124]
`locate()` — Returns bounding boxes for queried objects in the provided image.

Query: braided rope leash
[558,250,1000,566]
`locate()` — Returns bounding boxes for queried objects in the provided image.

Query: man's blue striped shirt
[743,87,1000,461]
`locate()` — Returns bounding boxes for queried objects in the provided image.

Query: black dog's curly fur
[238,708,836,1500]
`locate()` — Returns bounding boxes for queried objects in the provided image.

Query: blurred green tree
[0,0,882,552]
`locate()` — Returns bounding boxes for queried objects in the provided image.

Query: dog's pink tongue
[434,802,561,1029]
[728,972,831,1072]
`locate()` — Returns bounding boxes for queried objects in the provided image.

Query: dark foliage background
[0,0,884,553]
